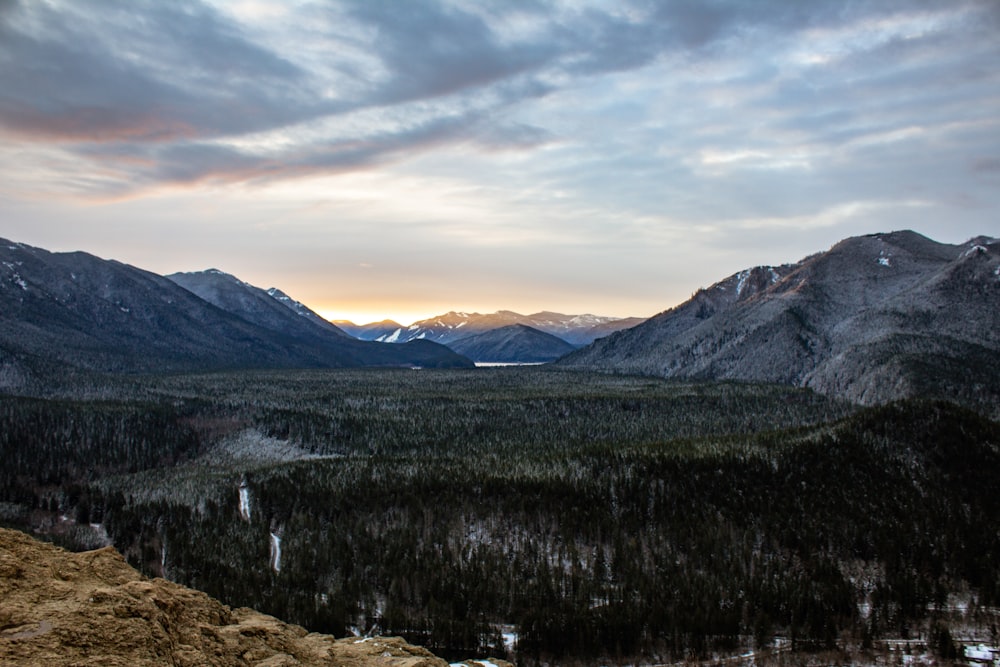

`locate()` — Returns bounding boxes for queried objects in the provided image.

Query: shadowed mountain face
[561,231,1000,413]
[167,270,350,339]
[447,323,578,363]
[0,239,472,386]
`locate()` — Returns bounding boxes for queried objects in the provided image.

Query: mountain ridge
[560,230,1000,414]
[0,238,473,388]
[447,323,578,363]
[344,310,645,346]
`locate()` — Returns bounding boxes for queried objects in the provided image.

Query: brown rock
[0,528,461,667]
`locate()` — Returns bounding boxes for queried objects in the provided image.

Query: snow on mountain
[348,310,645,347]
[561,230,1000,414]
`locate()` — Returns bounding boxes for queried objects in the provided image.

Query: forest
[2,367,999,664]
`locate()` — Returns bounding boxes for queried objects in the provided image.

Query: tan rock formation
[0,528,510,667]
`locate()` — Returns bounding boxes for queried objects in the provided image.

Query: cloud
[0,0,998,216]
[0,0,311,143]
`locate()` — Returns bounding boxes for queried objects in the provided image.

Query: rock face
[561,231,1000,412]
[0,528,502,667]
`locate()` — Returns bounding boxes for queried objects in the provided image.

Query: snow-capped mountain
[346,310,645,346]
[332,320,403,341]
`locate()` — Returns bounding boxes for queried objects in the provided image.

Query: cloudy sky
[1,0,998,324]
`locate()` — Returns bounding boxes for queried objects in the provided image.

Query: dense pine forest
[2,368,999,664]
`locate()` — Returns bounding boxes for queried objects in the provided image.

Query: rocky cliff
[0,527,507,667]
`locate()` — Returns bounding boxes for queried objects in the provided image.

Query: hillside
[561,231,1000,415]
[3,369,999,663]
[0,526,494,667]
[0,238,472,388]
[447,324,577,363]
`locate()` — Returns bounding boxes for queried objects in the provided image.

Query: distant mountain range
[337,310,645,346]
[447,324,578,363]
[561,230,1000,414]
[0,239,472,388]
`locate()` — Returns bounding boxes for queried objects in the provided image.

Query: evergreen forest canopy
[2,367,999,664]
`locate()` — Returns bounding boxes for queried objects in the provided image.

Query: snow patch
[13,275,27,290]
[381,328,402,343]
[878,256,891,267]
[119,306,130,313]
[238,480,251,522]
[269,532,282,573]
[735,269,751,296]
[964,245,988,257]
[965,644,995,662]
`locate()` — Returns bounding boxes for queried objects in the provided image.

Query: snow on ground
[736,269,751,295]
[201,428,341,467]
[269,532,282,573]
[238,480,251,522]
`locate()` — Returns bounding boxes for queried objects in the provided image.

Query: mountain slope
[333,319,403,341]
[447,323,578,363]
[0,527,471,667]
[167,269,349,340]
[267,287,351,337]
[369,310,643,346]
[561,231,1000,412]
[0,239,472,385]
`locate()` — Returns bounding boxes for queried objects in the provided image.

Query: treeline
[1,370,998,664]
[0,396,204,515]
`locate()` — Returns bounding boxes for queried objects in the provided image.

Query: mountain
[561,231,1000,413]
[0,527,493,667]
[167,269,350,340]
[0,238,472,386]
[447,323,578,363]
[367,310,643,346]
[268,286,351,337]
[333,319,403,341]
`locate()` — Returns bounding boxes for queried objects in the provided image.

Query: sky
[1,0,998,325]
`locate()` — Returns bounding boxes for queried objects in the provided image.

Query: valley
[2,367,999,665]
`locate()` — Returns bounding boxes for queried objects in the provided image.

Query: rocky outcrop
[0,528,507,667]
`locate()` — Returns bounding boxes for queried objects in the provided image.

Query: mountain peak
[561,230,1000,415]
[360,310,644,347]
